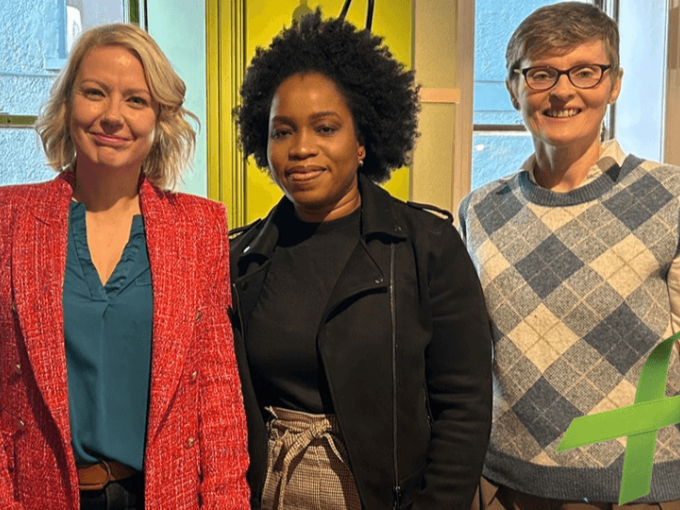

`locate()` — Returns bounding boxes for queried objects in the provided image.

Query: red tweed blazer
[0,173,250,509]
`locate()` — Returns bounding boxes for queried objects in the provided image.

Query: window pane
[616,0,667,161]
[66,0,126,54]
[472,0,594,190]
[473,0,566,126]
[0,130,55,186]
[1,0,131,186]
[472,132,534,189]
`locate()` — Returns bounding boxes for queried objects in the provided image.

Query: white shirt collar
[524,139,628,189]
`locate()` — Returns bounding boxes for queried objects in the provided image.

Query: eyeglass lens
[526,65,604,90]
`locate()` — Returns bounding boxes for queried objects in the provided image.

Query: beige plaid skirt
[261,406,362,510]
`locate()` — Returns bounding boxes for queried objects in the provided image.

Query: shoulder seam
[229,218,263,238]
[406,201,454,223]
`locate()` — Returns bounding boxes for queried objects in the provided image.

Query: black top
[231,176,493,510]
[246,205,361,414]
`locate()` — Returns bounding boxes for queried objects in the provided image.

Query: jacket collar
[358,173,406,240]
[239,174,406,263]
[31,171,162,223]
[30,171,76,224]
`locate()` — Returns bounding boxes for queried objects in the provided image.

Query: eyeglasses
[515,64,612,91]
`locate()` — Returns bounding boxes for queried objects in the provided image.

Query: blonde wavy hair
[35,23,198,190]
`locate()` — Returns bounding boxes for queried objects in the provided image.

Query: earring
[359,160,364,167]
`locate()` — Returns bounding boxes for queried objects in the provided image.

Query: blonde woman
[0,24,249,510]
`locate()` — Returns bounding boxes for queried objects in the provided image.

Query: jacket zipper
[390,243,401,509]
[425,387,434,429]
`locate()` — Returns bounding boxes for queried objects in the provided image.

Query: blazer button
[191,371,198,380]
[17,419,25,428]
[187,437,195,447]
[11,301,17,313]
[195,310,202,323]
[13,364,22,375]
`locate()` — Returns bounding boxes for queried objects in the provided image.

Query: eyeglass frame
[514,64,612,91]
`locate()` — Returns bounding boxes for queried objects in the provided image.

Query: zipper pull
[393,485,402,509]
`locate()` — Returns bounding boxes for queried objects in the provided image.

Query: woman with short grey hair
[460,3,680,510]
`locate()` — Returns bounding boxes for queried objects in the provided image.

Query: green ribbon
[557,331,680,505]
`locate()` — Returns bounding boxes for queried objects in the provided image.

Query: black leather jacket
[229,175,492,510]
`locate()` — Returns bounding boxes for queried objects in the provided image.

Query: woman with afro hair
[231,10,492,510]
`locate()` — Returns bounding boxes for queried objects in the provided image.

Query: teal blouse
[63,202,153,471]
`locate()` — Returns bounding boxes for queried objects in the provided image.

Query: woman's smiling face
[267,72,365,222]
[507,39,622,156]
[69,45,159,174]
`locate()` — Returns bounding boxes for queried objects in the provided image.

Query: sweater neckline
[518,154,644,207]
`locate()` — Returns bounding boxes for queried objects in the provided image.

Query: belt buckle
[101,460,113,487]
[78,461,112,491]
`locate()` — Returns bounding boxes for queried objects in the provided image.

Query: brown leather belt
[77,461,138,491]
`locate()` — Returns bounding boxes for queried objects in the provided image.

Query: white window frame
[1,0,146,129]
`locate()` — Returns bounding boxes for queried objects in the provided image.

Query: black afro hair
[234,9,419,183]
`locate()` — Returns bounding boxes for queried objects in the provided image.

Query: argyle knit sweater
[459,153,680,502]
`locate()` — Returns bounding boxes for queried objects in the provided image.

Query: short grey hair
[506,2,620,82]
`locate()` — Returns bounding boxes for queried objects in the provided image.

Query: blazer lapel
[140,180,196,443]
[12,174,73,444]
